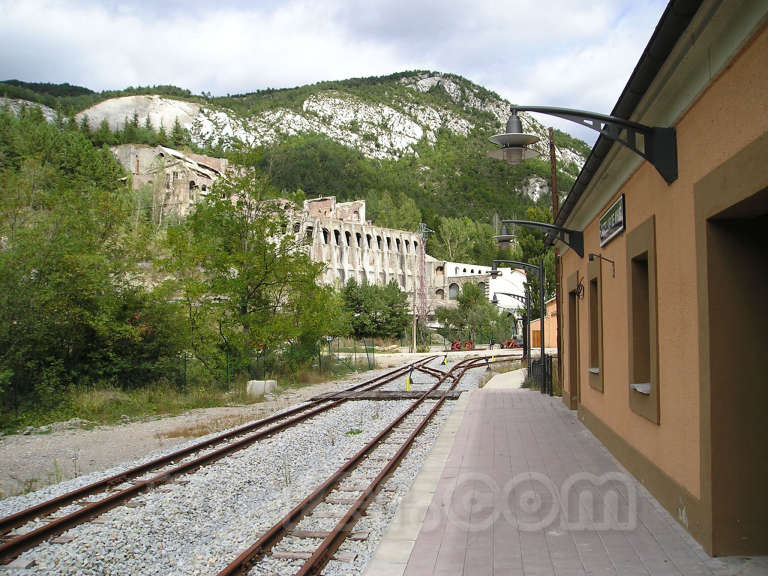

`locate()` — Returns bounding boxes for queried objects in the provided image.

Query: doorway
[707,190,768,555]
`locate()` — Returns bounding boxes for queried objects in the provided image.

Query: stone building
[111,143,524,325]
[294,197,529,325]
[111,144,228,219]
[296,196,424,295]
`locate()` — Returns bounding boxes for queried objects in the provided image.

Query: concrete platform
[366,369,763,576]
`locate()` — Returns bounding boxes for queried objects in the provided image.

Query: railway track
[216,355,495,576]
[0,352,519,572]
[0,356,437,565]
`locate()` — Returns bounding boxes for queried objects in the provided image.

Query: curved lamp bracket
[493,291,528,306]
[512,105,678,183]
[496,220,584,258]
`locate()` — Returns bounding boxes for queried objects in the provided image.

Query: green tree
[170,117,187,148]
[429,216,496,264]
[0,106,185,415]
[93,118,115,147]
[341,279,410,339]
[505,205,556,319]
[435,283,509,344]
[367,190,421,231]
[164,169,346,380]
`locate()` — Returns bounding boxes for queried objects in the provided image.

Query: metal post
[550,127,563,395]
[225,348,230,390]
[539,258,547,394]
[525,288,530,364]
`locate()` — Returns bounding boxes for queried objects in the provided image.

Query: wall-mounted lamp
[589,253,615,277]
[490,106,678,183]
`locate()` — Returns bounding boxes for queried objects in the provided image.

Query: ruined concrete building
[111,144,228,219]
[110,143,528,321]
[295,197,527,323]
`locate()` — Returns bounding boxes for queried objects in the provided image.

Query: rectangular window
[626,215,659,423]
[587,256,603,391]
[630,254,651,385]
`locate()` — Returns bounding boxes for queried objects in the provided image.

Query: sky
[0,0,669,143]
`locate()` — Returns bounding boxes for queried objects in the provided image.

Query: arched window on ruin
[470,269,475,274]
[396,238,401,252]
[449,283,459,300]
[366,234,372,249]
[386,237,392,251]
[414,241,418,251]
[404,240,410,253]
[436,266,444,276]
[305,226,314,243]
[345,231,352,246]
[436,288,445,300]
[356,232,362,247]
[376,236,382,250]
[334,230,341,245]
[463,268,467,273]
[201,184,207,191]
[293,222,301,233]
[322,228,329,244]
[455,267,459,274]
[478,281,486,293]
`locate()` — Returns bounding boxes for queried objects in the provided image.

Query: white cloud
[0,0,667,142]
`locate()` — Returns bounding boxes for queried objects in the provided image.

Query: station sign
[600,194,625,247]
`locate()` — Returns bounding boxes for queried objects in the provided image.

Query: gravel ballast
[2,360,489,575]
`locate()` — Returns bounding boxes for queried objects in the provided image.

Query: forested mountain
[1,73,587,426]
[1,72,588,251]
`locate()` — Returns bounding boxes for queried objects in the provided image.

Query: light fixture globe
[488,108,541,164]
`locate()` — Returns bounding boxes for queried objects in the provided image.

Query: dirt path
[0,369,395,499]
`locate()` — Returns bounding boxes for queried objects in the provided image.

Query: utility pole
[413,223,433,353]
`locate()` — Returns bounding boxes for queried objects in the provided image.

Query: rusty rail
[0,357,435,565]
[217,356,479,576]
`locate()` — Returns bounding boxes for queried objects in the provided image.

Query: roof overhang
[552,0,768,244]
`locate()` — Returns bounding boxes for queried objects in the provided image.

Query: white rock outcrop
[76,95,200,132]
[0,97,58,122]
[25,72,586,170]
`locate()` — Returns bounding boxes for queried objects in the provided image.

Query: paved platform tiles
[366,368,766,576]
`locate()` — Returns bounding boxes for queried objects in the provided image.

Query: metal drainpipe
[539,258,546,394]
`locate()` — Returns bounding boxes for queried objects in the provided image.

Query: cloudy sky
[0,0,668,142]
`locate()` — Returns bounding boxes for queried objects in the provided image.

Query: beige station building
[551,0,767,556]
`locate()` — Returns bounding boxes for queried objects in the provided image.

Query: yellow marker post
[406,372,411,392]
[442,355,447,365]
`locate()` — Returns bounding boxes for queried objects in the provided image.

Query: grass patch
[345,428,363,436]
[1,382,260,435]
[278,358,373,388]
[478,360,521,388]
[155,414,254,439]
[1,358,376,435]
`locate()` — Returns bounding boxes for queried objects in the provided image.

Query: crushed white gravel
[3,359,488,575]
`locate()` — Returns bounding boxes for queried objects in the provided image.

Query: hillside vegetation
[1,72,587,241]
[0,73,588,430]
